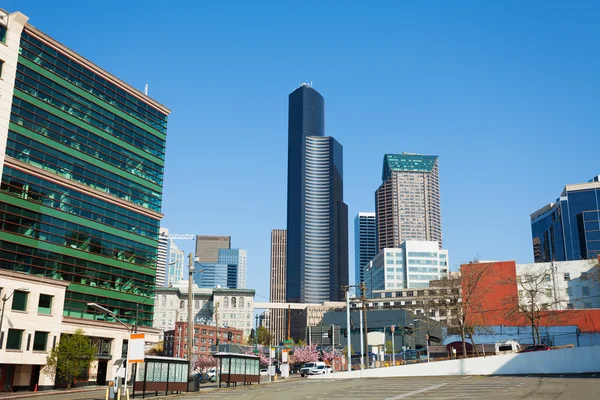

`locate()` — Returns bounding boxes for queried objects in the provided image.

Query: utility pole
[214,302,220,349]
[360,282,369,369]
[343,285,351,372]
[187,253,195,379]
[287,305,291,340]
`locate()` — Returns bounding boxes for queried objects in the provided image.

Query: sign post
[127,333,145,397]
[390,325,396,365]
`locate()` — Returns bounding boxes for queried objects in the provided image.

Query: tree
[296,339,307,346]
[319,347,338,362]
[446,259,496,358]
[257,326,272,346]
[44,329,95,389]
[290,345,320,364]
[509,263,562,346]
[146,341,163,356]
[194,355,217,372]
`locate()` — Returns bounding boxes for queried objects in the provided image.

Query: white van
[300,362,327,377]
[495,340,521,355]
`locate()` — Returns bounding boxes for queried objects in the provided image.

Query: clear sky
[8,0,600,303]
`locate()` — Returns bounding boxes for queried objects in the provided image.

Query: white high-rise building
[157,227,169,287]
[365,241,449,294]
[167,240,185,286]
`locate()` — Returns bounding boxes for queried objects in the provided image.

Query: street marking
[385,383,447,400]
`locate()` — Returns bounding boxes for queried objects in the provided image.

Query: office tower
[365,241,449,295]
[269,229,287,344]
[375,153,442,250]
[218,248,247,289]
[531,176,600,262]
[195,235,231,263]
[286,84,348,303]
[156,227,169,287]
[167,240,185,286]
[354,212,377,287]
[193,262,228,289]
[0,11,169,330]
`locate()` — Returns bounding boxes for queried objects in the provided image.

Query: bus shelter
[213,352,260,388]
[132,356,189,398]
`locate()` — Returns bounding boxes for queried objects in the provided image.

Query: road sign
[127,333,145,363]
[283,339,293,349]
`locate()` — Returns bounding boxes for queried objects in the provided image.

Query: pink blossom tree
[243,349,271,367]
[194,355,217,372]
[291,345,320,364]
[320,347,339,362]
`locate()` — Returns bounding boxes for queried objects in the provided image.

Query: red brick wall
[461,261,600,332]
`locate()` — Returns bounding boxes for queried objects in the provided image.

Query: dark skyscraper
[286,84,348,303]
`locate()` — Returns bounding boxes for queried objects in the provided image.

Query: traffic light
[250,329,255,339]
[227,331,233,341]
[343,329,347,338]
[328,328,333,339]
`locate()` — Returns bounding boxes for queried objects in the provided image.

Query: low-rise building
[154,282,255,340]
[163,322,243,358]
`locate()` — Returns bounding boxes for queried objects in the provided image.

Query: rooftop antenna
[144,84,148,96]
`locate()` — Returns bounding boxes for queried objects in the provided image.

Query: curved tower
[286,85,348,303]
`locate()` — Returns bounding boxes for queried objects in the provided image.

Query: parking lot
[180,375,600,400]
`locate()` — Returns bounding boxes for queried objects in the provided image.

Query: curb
[0,387,104,399]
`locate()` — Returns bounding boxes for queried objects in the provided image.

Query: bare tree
[509,263,561,346]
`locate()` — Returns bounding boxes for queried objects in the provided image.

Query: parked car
[206,367,219,379]
[495,340,521,355]
[520,344,551,353]
[308,365,331,375]
[300,362,327,377]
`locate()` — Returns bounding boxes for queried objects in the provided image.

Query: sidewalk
[0,386,104,399]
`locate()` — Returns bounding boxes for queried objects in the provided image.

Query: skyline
[6,1,599,303]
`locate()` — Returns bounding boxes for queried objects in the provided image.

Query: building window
[231,297,237,308]
[224,297,229,308]
[33,331,49,351]
[38,294,53,315]
[563,273,570,281]
[0,26,6,43]
[239,298,244,308]
[0,60,4,79]
[582,287,590,296]
[6,329,24,350]
[179,301,184,309]
[12,291,28,311]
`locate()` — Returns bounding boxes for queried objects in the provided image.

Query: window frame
[11,290,29,312]
[6,328,24,350]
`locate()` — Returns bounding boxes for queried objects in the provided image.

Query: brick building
[163,322,243,358]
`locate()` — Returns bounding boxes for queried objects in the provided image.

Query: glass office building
[354,212,377,288]
[531,176,600,262]
[218,248,247,289]
[286,84,348,303]
[0,20,169,328]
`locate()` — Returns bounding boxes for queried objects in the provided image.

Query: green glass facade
[0,27,169,328]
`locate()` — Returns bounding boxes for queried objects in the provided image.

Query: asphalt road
[4,375,600,400]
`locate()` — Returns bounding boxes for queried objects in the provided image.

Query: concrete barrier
[309,346,600,379]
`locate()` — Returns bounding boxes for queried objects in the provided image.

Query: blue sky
[8,1,600,303]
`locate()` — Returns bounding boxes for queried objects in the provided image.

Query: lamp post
[0,288,29,349]
[88,302,132,397]
[187,253,201,381]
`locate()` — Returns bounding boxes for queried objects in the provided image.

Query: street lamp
[88,302,132,397]
[187,253,201,382]
[0,288,30,348]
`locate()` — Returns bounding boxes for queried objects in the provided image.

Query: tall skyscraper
[269,229,286,344]
[286,84,348,303]
[195,235,231,263]
[375,153,442,250]
[218,248,247,289]
[157,228,169,287]
[0,12,169,329]
[354,212,377,286]
[531,176,600,262]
